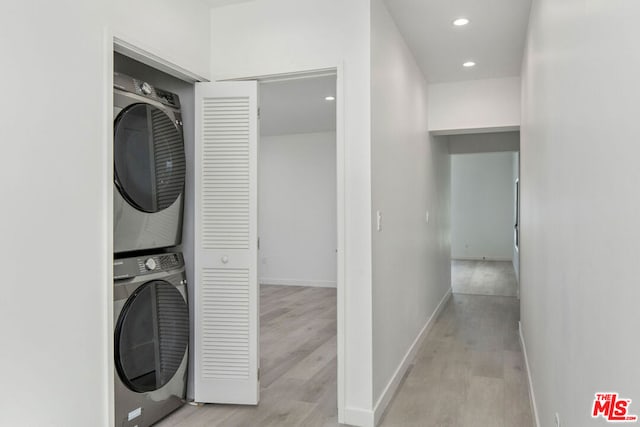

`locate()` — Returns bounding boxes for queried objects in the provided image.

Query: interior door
[193,81,259,404]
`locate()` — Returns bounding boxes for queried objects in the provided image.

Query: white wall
[0,1,111,425]
[112,0,211,79]
[371,0,451,421]
[521,1,640,426]
[448,131,520,154]
[451,152,516,261]
[429,77,521,134]
[210,1,373,422]
[258,132,337,288]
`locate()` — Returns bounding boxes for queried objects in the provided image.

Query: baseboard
[519,321,541,427]
[343,406,374,427]
[452,256,513,262]
[372,288,453,426]
[259,278,337,288]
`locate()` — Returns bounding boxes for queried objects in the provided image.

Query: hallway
[380,294,533,427]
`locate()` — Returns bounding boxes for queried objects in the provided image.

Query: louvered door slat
[194,81,259,405]
[201,96,250,250]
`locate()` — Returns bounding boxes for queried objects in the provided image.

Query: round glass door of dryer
[114,103,185,213]
[114,280,189,393]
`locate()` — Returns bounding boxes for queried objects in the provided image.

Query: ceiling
[206,0,531,84]
[384,0,532,83]
[206,0,253,7]
[259,75,337,137]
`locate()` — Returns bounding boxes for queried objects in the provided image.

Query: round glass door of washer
[114,280,189,392]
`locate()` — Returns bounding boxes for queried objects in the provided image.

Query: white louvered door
[193,81,259,404]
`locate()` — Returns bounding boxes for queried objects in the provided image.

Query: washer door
[114,103,186,213]
[115,280,189,393]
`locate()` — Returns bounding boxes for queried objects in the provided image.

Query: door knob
[221,256,229,264]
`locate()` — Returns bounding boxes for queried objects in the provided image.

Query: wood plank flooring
[156,284,339,427]
[379,294,534,427]
[157,283,533,427]
[452,260,518,297]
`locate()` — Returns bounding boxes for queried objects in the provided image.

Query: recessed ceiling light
[463,61,476,68]
[325,96,335,101]
[453,18,470,26]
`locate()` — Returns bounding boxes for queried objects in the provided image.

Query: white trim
[519,321,541,427]
[372,289,453,426]
[430,125,520,136]
[214,63,339,83]
[103,26,115,427]
[233,68,337,84]
[113,36,209,83]
[260,278,337,288]
[344,406,374,427]
[452,256,513,262]
[335,63,346,424]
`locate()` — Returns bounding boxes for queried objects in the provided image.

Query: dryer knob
[140,82,152,95]
[144,258,157,271]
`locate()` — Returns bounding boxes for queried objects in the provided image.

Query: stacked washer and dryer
[112,72,189,427]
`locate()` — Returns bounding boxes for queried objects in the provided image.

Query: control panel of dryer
[113,72,181,109]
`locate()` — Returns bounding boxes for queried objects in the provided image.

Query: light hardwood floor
[379,294,533,427]
[452,260,518,297]
[157,284,533,427]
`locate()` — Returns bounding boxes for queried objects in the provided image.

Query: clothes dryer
[114,72,186,254]
[113,252,189,427]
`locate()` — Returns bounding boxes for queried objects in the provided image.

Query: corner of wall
[519,322,541,427]
[372,289,452,425]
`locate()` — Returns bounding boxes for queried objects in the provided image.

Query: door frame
[226,65,346,421]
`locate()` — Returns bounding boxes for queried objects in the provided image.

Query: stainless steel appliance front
[113,72,185,254]
[113,252,188,427]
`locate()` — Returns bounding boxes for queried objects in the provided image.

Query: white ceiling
[259,75,337,137]
[384,0,532,83]
[207,0,530,84]
[206,0,253,7]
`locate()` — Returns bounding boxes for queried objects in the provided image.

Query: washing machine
[113,252,189,427]
[114,72,186,254]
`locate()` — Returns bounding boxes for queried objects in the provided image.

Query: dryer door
[115,280,189,393]
[114,103,186,213]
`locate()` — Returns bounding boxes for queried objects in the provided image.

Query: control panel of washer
[113,252,184,280]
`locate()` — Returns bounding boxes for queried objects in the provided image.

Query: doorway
[256,74,339,424]
[448,132,520,297]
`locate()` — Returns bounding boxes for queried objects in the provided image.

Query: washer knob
[140,82,152,95]
[144,258,157,271]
